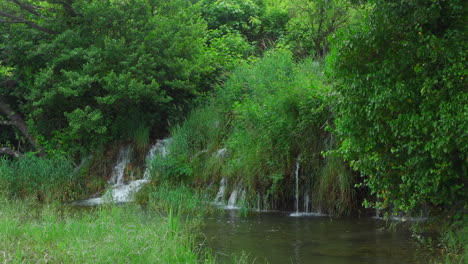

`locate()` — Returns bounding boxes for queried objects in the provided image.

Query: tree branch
[0,11,60,34]
[8,0,42,17]
[0,97,46,156]
[0,147,23,158]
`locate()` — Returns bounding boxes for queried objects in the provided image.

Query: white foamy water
[225,188,239,210]
[108,145,132,185]
[75,139,170,206]
[214,177,227,205]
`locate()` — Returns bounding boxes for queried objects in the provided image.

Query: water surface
[202,210,439,264]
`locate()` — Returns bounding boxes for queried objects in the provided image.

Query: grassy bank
[148,50,356,215]
[0,198,215,264]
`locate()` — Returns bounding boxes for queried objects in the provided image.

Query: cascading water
[226,188,238,209]
[108,145,132,185]
[290,158,326,217]
[263,194,269,211]
[216,148,227,158]
[256,193,261,211]
[142,139,170,179]
[74,139,170,205]
[304,192,310,213]
[213,178,245,210]
[214,178,227,205]
[294,159,300,214]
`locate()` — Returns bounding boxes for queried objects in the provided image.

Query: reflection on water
[202,210,440,264]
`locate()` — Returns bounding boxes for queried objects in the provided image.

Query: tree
[286,0,352,59]
[1,0,212,155]
[0,96,45,157]
[329,0,467,213]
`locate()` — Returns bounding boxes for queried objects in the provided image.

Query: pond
[202,210,439,264]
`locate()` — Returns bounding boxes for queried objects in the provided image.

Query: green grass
[316,154,355,216]
[0,198,215,264]
[0,155,84,202]
[136,182,213,216]
[439,224,467,264]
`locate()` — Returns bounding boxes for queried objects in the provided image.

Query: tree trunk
[0,97,46,156]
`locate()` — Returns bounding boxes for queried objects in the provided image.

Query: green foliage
[202,0,291,58]
[0,155,84,202]
[218,51,331,192]
[317,154,355,215]
[202,0,263,40]
[329,0,467,213]
[1,0,212,155]
[286,0,353,58]
[209,31,256,71]
[440,224,468,263]
[260,0,289,43]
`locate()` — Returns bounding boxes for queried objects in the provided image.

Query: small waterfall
[75,139,170,205]
[108,139,169,202]
[215,148,227,158]
[214,178,227,205]
[290,158,326,217]
[142,139,170,179]
[304,192,310,213]
[226,188,238,209]
[108,146,132,185]
[213,179,244,210]
[294,159,300,214]
[256,192,261,211]
[263,194,269,211]
[373,208,381,219]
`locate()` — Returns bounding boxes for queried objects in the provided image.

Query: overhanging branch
[0,11,60,34]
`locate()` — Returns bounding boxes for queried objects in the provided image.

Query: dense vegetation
[151,51,355,215]
[0,0,466,261]
[329,0,467,216]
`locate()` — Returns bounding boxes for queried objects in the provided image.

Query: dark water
[202,210,440,264]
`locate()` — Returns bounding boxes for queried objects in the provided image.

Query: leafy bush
[329,0,467,214]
